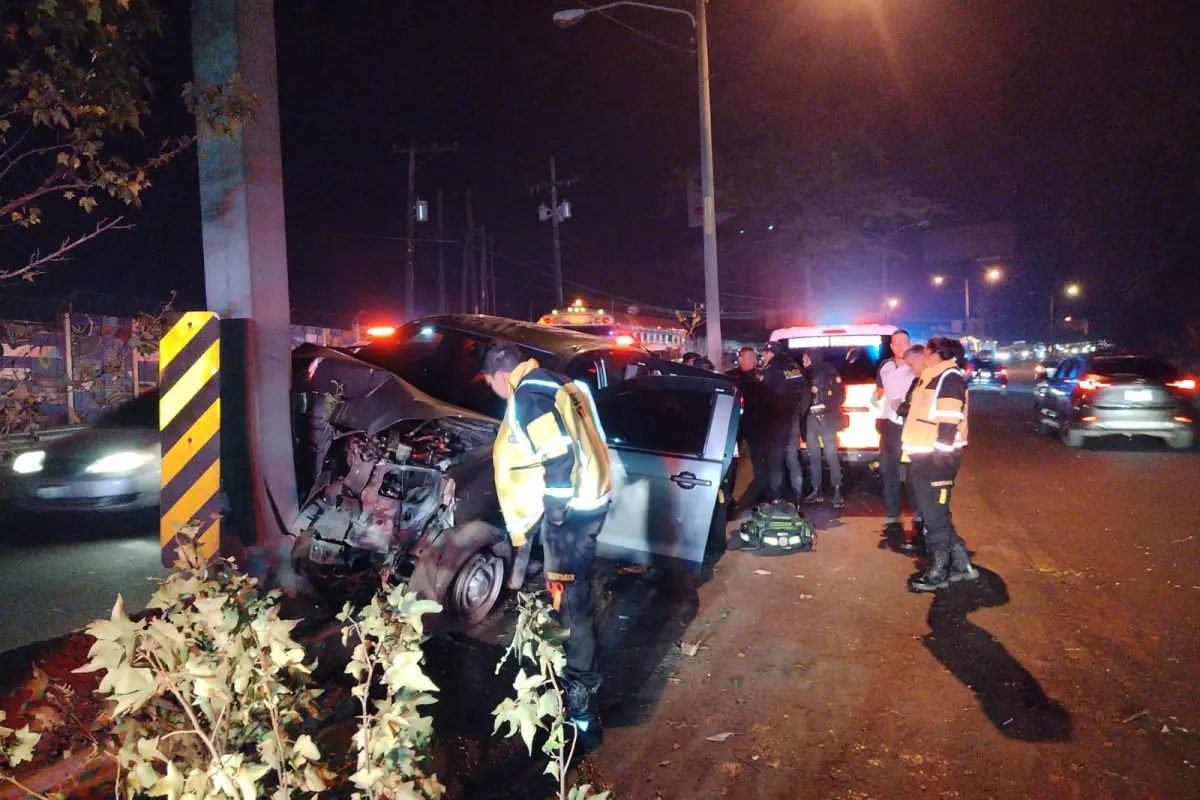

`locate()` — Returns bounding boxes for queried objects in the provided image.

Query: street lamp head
[887,298,900,309]
[986,267,1003,283]
[1064,283,1081,297]
[552,9,588,27]
[931,275,946,287]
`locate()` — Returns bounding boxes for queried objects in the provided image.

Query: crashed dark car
[290,316,740,626]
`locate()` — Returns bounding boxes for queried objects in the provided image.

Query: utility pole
[478,225,487,315]
[462,189,474,314]
[697,0,723,368]
[396,139,456,318]
[436,190,445,313]
[532,156,578,307]
[489,231,498,315]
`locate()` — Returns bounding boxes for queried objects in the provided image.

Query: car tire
[1034,411,1051,436]
[1063,425,1086,448]
[450,548,505,626]
[1170,431,1194,451]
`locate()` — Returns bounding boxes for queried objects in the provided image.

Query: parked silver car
[1033,354,1195,449]
[10,392,161,511]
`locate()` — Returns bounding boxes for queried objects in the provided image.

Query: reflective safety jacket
[494,359,612,545]
[901,359,969,460]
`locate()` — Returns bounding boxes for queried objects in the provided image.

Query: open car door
[593,374,739,573]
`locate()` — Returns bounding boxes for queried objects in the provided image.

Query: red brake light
[1168,378,1197,391]
[614,334,635,346]
[1000,368,1008,376]
[366,325,396,337]
[1078,374,1110,391]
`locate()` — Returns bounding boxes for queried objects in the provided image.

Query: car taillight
[999,368,1008,376]
[1078,374,1110,392]
[1168,378,1197,391]
[614,334,635,346]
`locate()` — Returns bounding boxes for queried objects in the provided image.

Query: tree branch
[0,217,132,283]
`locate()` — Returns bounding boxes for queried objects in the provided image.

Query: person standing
[874,329,916,526]
[802,349,846,508]
[759,341,810,501]
[482,341,612,747]
[727,347,769,506]
[901,337,979,591]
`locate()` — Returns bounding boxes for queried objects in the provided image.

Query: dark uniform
[727,364,768,504]
[759,344,810,500]
[492,357,611,739]
[803,350,846,505]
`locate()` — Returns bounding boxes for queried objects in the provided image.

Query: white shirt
[876,357,916,424]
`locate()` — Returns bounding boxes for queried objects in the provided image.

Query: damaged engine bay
[298,417,496,576]
[290,347,509,620]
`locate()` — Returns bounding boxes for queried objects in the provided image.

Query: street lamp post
[554,1,723,367]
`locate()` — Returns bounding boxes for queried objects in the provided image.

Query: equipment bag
[738,501,816,552]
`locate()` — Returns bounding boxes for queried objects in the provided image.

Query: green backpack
[738,501,816,552]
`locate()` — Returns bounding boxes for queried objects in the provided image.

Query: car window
[1053,359,1074,381]
[597,386,714,457]
[1090,357,1179,382]
[596,349,642,389]
[96,392,158,429]
[563,355,602,393]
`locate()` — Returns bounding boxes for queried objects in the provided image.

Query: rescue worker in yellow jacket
[900,337,979,591]
[482,341,611,748]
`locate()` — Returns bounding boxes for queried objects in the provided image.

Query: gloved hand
[544,496,569,526]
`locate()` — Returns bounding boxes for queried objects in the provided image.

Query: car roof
[417,314,647,358]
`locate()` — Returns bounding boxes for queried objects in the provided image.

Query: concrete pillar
[191,0,298,559]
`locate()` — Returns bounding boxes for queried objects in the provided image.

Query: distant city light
[767,224,776,232]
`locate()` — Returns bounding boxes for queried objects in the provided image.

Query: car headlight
[85,451,155,475]
[12,450,45,474]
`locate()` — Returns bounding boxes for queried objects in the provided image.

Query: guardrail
[0,425,85,463]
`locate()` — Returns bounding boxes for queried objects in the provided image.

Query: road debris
[706,732,736,743]
[753,569,772,576]
[1122,709,1149,724]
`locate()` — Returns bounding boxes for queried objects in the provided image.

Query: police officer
[760,341,810,501]
[801,349,846,509]
[482,341,612,747]
[901,336,979,591]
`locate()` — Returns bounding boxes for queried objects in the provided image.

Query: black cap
[765,341,785,355]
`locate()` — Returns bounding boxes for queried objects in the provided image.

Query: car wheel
[1170,431,1194,451]
[450,549,505,625]
[1063,424,1085,448]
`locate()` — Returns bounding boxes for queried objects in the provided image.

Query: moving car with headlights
[1033,354,1195,449]
[292,315,739,624]
[966,357,1009,394]
[10,391,160,511]
[768,324,897,463]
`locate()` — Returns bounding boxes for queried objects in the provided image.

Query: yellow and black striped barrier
[159,311,221,566]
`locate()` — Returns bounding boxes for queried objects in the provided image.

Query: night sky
[6,0,1198,347]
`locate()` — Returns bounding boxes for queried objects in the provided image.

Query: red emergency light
[366,325,397,338]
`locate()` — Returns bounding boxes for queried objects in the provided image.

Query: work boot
[564,679,603,754]
[831,487,845,509]
[911,550,950,592]
[948,542,979,583]
[802,489,823,505]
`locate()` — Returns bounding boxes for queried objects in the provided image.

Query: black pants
[764,416,805,501]
[806,413,843,492]
[909,455,965,555]
[745,434,770,505]
[880,420,917,519]
[540,509,606,689]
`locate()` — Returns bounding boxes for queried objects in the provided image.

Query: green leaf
[86,3,101,24]
[293,733,320,762]
[2,725,40,765]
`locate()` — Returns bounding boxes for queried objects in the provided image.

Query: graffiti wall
[1,315,355,430]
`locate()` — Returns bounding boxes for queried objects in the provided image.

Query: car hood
[293,346,497,435]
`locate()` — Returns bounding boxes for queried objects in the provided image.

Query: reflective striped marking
[159,312,220,566]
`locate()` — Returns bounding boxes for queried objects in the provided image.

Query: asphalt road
[581,377,1200,799]
[0,511,167,654]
